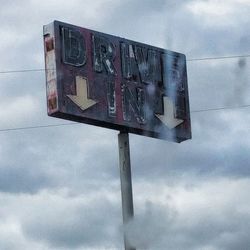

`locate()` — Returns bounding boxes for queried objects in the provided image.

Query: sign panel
[43,21,191,142]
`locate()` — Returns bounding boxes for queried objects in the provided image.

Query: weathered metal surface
[118,132,136,250]
[43,20,191,142]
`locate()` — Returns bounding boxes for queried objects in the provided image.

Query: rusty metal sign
[43,21,191,142]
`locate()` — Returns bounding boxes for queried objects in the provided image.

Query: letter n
[122,84,146,124]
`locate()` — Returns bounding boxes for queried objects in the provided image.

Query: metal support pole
[118,132,136,250]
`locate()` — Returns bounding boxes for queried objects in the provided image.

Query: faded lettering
[121,42,140,81]
[93,35,116,75]
[107,80,116,117]
[122,84,146,124]
[135,46,162,85]
[61,27,86,66]
[164,53,187,120]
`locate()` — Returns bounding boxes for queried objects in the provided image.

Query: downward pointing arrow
[67,76,97,111]
[156,96,184,129]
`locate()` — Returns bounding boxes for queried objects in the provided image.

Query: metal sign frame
[43,20,191,142]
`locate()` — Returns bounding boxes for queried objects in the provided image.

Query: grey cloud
[2,179,250,250]
[22,195,122,248]
[176,206,250,250]
[117,0,168,14]
[2,178,250,250]
[230,58,249,106]
[115,191,250,250]
[188,59,250,112]
[0,124,120,194]
[129,108,250,181]
[239,35,250,53]
[0,165,53,194]
[125,201,176,249]
[0,131,56,193]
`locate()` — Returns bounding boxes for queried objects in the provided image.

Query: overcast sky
[1,0,250,249]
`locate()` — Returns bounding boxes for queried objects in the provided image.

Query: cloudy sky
[1,0,250,249]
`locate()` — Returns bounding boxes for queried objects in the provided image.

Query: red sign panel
[43,21,191,142]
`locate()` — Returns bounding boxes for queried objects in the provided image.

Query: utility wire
[0,122,77,132]
[0,54,249,74]
[187,54,250,61]
[0,68,53,74]
[0,104,250,133]
[0,53,249,132]
[191,104,250,113]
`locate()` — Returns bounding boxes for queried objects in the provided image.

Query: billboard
[43,21,191,142]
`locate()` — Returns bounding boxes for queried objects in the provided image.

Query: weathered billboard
[43,20,191,142]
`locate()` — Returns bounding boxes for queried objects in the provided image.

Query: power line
[0,54,249,75]
[0,104,250,133]
[0,68,53,74]
[0,53,249,132]
[187,54,250,62]
[0,122,77,132]
[191,104,250,113]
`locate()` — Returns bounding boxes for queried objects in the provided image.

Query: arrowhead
[67,76,97,111]
[156,96,184,129]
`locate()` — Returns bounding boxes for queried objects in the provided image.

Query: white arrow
[155,96,184,129]
[67,76,97,111]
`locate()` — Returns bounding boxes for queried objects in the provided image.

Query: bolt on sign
[43,21,191,142]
